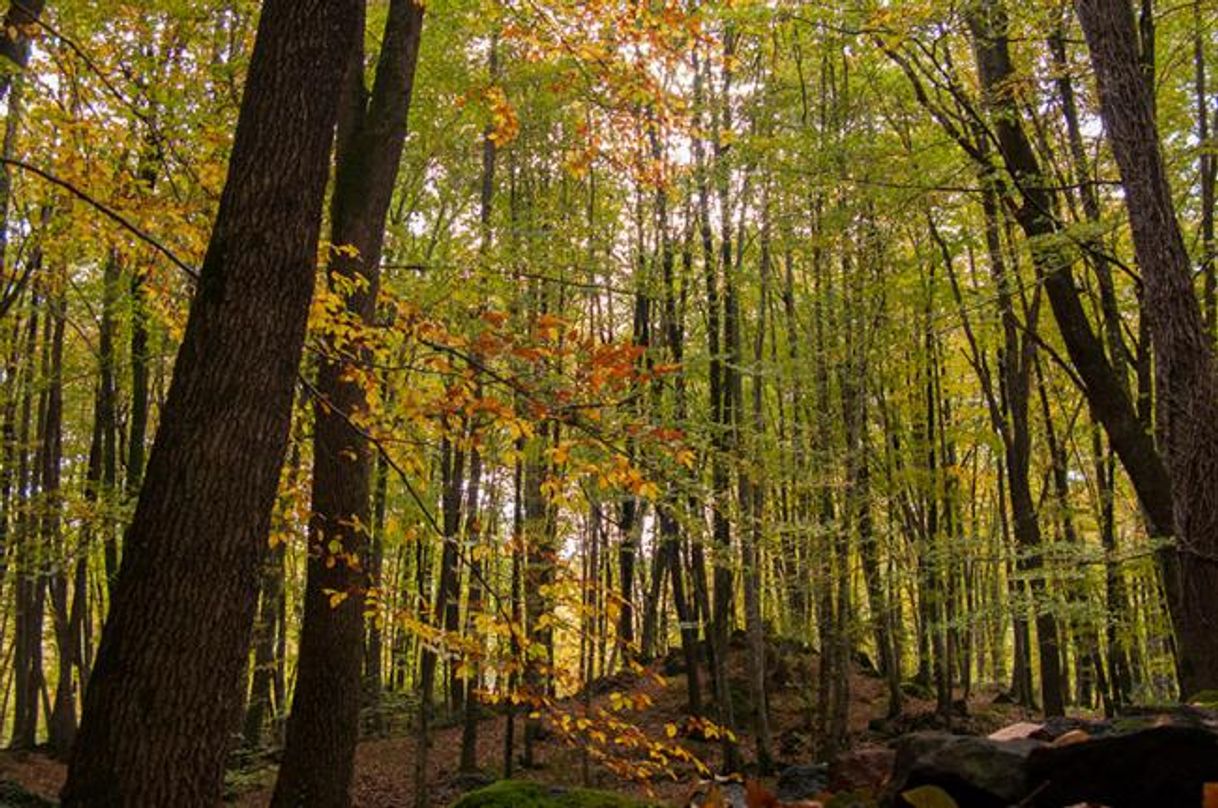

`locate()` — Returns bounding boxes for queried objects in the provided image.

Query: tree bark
[44,285,74,754]
[0,0,45,106]
[1076,0,1218,697]
[62,2,361,803]
[272,2,422,803]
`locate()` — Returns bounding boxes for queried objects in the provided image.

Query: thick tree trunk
[272,2,422,804]
[62,2,360,803]
[1076,0,1218,697]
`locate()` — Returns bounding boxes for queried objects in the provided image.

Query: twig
[0,157,200,281]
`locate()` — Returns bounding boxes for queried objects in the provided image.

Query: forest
[0,0,1215,805]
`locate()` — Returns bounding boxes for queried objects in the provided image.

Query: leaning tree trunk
[1076,0,1218,698]
[271,2,423,804]
[61,2,361,804]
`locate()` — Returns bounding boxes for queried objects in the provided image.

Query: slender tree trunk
[502,450,524,777]
[363,454,389,732]
[458,446,484,773]
[414,437,464,808]
[741,190,773,773]
[44,281,79,756]
[244,541,285,749]
[10,294,39,749]
[272,4,422,804]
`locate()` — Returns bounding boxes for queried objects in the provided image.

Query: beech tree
[1076,0,1218,698]
[271,1,424,804]
[61,1,361,804]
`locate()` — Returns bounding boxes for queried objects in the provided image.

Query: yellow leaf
[901,785,960,808]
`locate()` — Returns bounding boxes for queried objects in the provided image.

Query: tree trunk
[741,190,773,773]
[414,436,464,808]
[45,286,74,755]
[62,2,361,803]
[1076,0,1218,697]
[10,294,39,749]
[0,0,44,105]
[272,2,422,804]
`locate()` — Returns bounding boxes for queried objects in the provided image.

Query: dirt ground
[0,649,1026,807]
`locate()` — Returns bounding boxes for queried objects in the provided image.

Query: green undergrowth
[449,779,665,808]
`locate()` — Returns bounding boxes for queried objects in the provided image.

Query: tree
[271,1,423,804]
[1076,0,1218,698]
[0,0,45,105]
[61,1,361,804]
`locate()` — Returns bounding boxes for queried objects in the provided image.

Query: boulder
[829,745,895,794]
[884,732,1041,808]
[776,763,828,802]
[1026,725,1218,807]
[986,721,1042,742]
[1027,715,1111,742]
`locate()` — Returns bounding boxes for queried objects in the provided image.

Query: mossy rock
[1186,689,1218,707]
[448,779,663,808]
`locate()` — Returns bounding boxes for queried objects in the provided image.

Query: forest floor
[0,642,1035,807]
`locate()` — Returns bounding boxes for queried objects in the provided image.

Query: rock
[1048,729,1089,747]
[1026,725,1218,807]
[829,745,895,794]
[776,764,828,802]
[884,732,1042,808]
[989,690,1016,705]
[1027,715,1111,742]
[986,721,1042,741]
[883,732,956,802]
